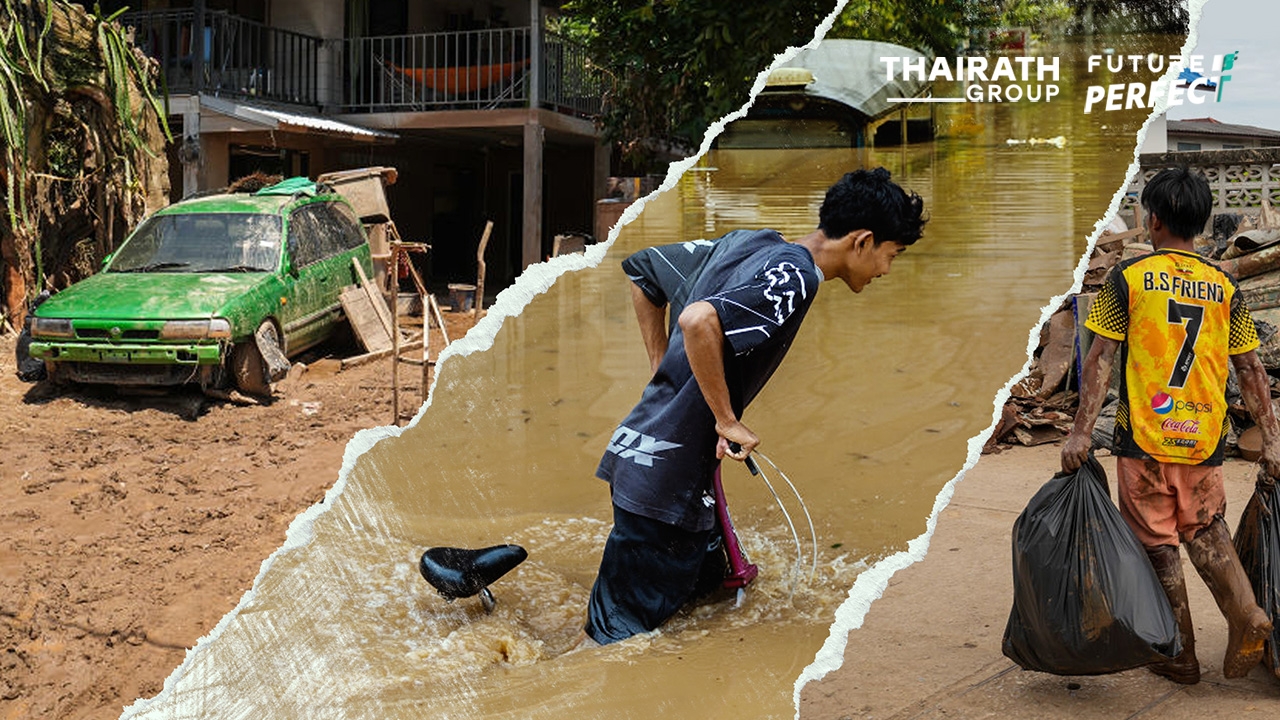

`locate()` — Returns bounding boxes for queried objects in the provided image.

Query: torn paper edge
[120,2,856,717]
[791,2,1207,715]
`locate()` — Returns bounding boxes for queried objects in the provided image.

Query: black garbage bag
[1233,469,1280,680]
[1002,455,1181,674]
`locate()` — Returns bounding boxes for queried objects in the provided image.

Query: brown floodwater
[123,36,1182,720]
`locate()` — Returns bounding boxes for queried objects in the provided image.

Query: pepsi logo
[1151,392,1174,415]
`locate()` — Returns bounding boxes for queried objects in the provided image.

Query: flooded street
[125,38,1180,720]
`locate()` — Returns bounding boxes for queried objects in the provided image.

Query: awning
[198,94,399,143]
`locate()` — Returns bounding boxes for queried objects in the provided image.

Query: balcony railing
[541,32,601,118]
[340,27,600,117]
[343,27,531,111]
[119,12,600,118]
[122,9,320,106]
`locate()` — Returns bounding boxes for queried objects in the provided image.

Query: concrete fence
[1124,147,1280,223]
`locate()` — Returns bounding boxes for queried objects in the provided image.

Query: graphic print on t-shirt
[1085,249,1259,464]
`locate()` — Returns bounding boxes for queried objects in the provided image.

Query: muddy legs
[1145,544,1200,684]
[1185,517,1273,679]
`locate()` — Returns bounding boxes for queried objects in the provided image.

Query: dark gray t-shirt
[597,229,821,531]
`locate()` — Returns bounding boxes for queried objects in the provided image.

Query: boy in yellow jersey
[1063,167,1279,684]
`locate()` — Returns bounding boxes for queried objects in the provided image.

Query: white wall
[1139,113,1168,154]
[1169,133,1262,151]
[270,0,345,107]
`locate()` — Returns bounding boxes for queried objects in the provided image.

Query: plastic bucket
[448,283,477,312]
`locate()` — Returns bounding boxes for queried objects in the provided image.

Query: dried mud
[0,313,475,720]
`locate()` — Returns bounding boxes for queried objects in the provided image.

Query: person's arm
[631,282,669,375]
[678,300,757,461]
[1061,336,1119,472]
[1230,349,1280,478]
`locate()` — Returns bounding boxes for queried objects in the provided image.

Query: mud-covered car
[27,180,373,395]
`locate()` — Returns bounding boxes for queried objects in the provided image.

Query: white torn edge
[120,2,857,717]
[790,2,1208,716]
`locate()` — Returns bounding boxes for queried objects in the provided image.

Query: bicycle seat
[419,544,528,601]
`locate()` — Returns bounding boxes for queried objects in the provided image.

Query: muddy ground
[0,311,476,720]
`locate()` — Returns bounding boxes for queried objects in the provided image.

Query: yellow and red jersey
[1085,248,1258,465]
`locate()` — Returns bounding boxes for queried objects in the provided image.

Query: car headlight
[160,318,232,340]
[32,318,74,339]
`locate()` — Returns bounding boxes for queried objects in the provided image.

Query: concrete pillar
[522,119,544,269]
[592,138,611,239]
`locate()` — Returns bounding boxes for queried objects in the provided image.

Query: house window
[1176,142,1202,151]
[1223,143,1245,150]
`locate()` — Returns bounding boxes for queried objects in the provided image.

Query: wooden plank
[340,286,393,353]
[390,250,400,424]
[475,220,493,318]
[1250,307,1280,370]
[352,257,396,341]
[1037,308,1076,398]
[1219,239,1280,280]
[340,339,426,370]
[1240,271,1280,310]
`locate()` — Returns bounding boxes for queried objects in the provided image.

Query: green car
[28,180,373,395]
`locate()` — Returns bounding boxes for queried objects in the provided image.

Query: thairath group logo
[1151,392,1175,415]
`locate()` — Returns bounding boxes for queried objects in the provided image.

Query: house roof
[1168,117,1280,141]
[772,40,931,122]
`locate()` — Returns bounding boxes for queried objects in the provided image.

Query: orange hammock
[385,59,529,94]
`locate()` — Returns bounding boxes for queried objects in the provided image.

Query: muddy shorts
[1115,455,1226,547]
[585,504,726,645]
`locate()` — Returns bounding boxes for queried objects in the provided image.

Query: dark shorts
[585,504,727,644]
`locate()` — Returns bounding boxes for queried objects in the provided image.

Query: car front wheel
[230,320,287,397]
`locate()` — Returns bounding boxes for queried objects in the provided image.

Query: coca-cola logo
[1161,418,1201,434]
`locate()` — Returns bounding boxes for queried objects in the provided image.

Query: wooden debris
[1095,226,1144,254]
[1239,272,1280,311]
[1121,242,1153,263]
[340,339,426,370]
[1084,250,1119,285]
[474,221,493,318]
[1037,309,1076,399]
[1238,425,1262,461]
[339,285,393,353]
[353,258,396,341]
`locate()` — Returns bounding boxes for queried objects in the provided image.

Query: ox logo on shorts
[606,425,682,467]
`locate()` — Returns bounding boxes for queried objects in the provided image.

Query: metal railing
[340,27,600,117]
[121,9,320,106]
[119,12,600,118]
[342,27,531,111]
[540,31,602,117]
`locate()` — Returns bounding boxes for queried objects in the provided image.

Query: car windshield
[108,213,283,273]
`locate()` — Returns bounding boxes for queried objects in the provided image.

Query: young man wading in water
[582,168,926,645]
[1063,167,1279,683]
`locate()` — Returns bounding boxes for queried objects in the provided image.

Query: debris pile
[985,202,1280,457]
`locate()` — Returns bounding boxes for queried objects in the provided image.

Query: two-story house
[97,0,605,292]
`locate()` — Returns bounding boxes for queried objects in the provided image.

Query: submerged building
[717,40,934,149]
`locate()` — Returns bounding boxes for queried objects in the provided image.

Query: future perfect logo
[1151,392,1175,415]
